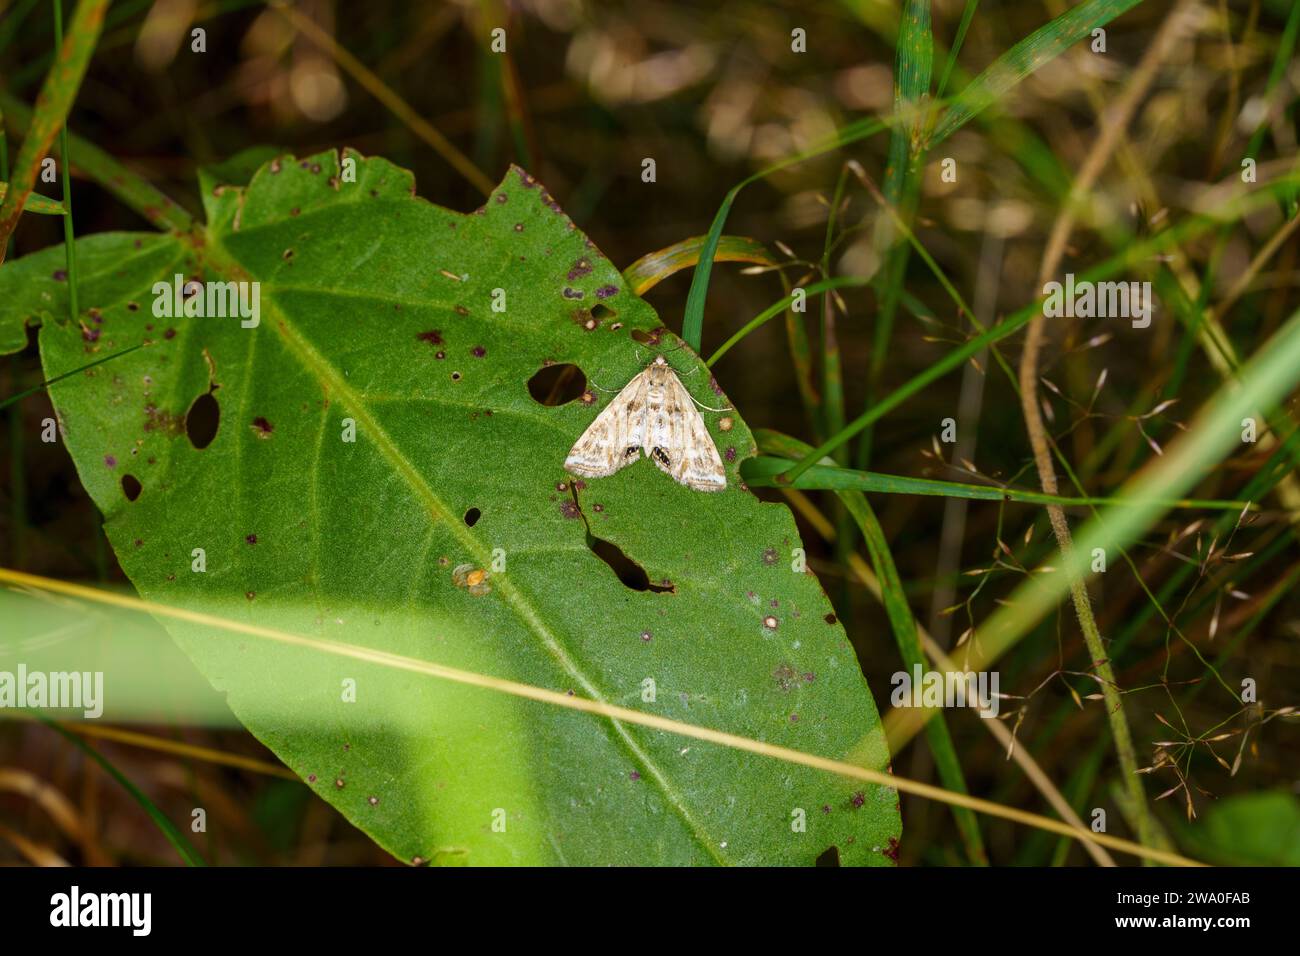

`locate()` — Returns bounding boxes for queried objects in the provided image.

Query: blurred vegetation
[1,0,1299,865]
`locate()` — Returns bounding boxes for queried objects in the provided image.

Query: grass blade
[623,235,777,295]
[756,430,988,864]
[930,0,1144,145]
[741,449,1254,512]
[0,183,65,215]
[0,344,143,412]
[680,116,891,351]
[0,91,194,232]
[0,0,108,263]
[778,171,1300,483]
[705,275,871,367]
[889,303,1300,749]
[41,718,207,866]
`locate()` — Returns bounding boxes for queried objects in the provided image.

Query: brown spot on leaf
[144,402,186,438]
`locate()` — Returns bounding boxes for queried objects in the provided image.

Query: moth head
[652,354,668,367]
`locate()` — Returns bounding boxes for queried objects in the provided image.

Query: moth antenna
[688,394,732,413]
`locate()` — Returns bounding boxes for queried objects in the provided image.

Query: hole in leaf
[591,304,615,320]
[527,363,586,406]
[586,534,674,593]
[121,474,142,501]
[631,329,655,344]
[185,390,220,449]
[815,846,841,867]
[464,507,481,527]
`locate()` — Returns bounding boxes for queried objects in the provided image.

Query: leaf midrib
[198,229,729,865]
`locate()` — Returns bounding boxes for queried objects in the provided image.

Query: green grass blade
[0,0,109,262]
[894,0,933,149]
[741,449,1254,511]
[866,0,932,470]
[928,302,1300,716]
[778,171,1300,483]
[930,0,1144,145]
[935,0,980,101]
[0,183,66,214]
[758,430,987,864]
[705,275,871,367]
[40,718,208,866]
[0,91,195,232]
[680,116,891,351]
[0,344,143,411]
[623,235,777,295]
[53,0,79,322]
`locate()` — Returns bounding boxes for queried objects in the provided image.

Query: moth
[565,354,727,492]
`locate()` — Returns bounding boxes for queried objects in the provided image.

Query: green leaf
[1176,790,1300,866]
[197,145,285,196]
[750,428,987,864]
[0,183,65,215]
[0,152,899,865]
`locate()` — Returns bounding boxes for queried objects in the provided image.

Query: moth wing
[564,370,648,478]
[650,370,727,492]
